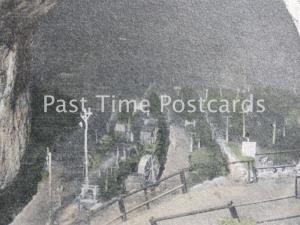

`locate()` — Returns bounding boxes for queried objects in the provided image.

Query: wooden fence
[230,156,299,183]
[149,176,300,225]
[90,169,188,225]
[296,176,300,199]
[149,196,297,225]
[149,201,238,225]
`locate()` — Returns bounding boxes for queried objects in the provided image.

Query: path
[10,181,51,225]
[96,177,300,225]
[163,125,190,176]
[204,112,249,181]
[10,167,63,225]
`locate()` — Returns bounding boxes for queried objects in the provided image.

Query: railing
[256,164,296,170]
[255,150,300,169]
[149,201,238,225]
[229,157,298,183]
[90,169,189,225]
[149,195,297,225]
[256,150,300,156]
[296,176,300,199]
[149,176,300,225]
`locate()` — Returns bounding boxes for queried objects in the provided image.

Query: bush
[189,145,228,184]
[155,115,169,174]
[98,134,114,154]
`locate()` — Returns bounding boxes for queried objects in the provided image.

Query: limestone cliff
[0,0,58,189]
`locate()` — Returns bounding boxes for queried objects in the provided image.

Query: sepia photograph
[0,0,300,224]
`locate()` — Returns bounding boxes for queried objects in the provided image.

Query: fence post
[180,170,188,194]
[149,217,158,225]
[247,161,251,183]
[118,197,127,221]
[228,201,240,222]
[296,176,299,199]
[252,161,258,183]
[144,188,150,209]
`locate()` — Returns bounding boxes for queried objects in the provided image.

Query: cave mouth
[1,0,300,224]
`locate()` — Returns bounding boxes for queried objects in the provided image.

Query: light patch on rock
[283,0,300,36]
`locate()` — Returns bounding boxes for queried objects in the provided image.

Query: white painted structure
[242,142,256,158]
[189,136,193,153]
[174,86,182,96]
[80,107,92,185]
[184,120,196,128]
[140,127,158,145]
[114,120,134,142]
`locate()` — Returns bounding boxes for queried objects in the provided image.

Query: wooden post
[189,136,193,153]
[95,129,98,144]
[116,147,120,169]
[144,188,150,209]
[105,169,108,192]
[106,122,110,133]
[180,170,187,194]
[47,147,52,221]
[242,112,246,138]
[247,161,251,183]
[197,138,201,149]
[296,176,299,199]
[283,118,286,137]
[57,185,63,208]
[118,198,127,221]
[272,121,276,145]
[226,116,229,143]
[149,217,158,225]
[251,161,257,183]
[228,202,240,222]
[205,89,208,101]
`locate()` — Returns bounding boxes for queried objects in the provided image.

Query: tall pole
[283,118,286,137]
[47,147,52,222]
[116,146,120,169]
[85,119,88,184]
[242,112,246,138]
[272,121,277,145]
[226,116,229,143]
[80,107,93,185]
[205,89,208,101]
[95,129,98,144]
[189,136,193,153]
[236,88,240,100]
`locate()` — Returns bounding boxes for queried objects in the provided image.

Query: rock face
[0,0,58,189]
[0,45,30,189]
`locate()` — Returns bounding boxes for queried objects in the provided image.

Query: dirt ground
[91,176,300,225]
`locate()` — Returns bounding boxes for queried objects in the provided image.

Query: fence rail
[149,201,238,225]
[89,169,188,225]
[296,176,300,199]
[256,164,296,170]
[148,176,300,225]
[256,150,300,156]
